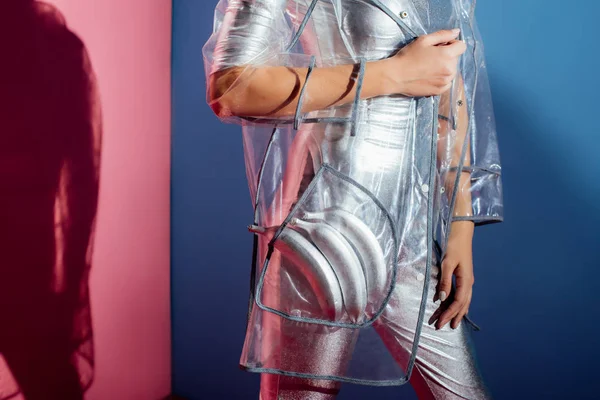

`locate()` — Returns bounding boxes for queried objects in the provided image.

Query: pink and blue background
[1,0,598,399]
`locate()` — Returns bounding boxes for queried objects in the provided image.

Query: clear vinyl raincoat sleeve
[433,0,503,255]
[203,0,314,128]
[202,0,503,386]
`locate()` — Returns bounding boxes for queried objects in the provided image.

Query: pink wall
[53,1,173,399]
[0,1,172,399]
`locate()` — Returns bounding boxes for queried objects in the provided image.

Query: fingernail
[452,28,460,34]
[440,291,447,302]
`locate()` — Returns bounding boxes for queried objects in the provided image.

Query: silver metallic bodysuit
[203,0,503,398]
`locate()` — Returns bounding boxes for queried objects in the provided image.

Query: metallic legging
[259,254,492,400]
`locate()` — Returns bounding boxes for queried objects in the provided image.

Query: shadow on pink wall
[0,1,101,399]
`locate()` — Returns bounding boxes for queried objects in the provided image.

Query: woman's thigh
[375,260,492,399]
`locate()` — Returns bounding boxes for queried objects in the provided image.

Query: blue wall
[171,1,600,398]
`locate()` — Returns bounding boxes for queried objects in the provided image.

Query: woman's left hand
[434,221,475,330]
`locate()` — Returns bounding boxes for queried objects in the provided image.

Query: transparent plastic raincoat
[203,0,503,386]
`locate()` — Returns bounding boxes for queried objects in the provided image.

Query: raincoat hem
[452,216,503,226]
[239,365,410,387]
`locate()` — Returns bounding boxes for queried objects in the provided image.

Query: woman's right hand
[383,29,467,97]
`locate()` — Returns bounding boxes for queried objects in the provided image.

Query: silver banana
[291,218,367,323]
[302,207,388,314]
[273,228,344,321]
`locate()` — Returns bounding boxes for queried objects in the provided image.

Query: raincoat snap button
[416,273,425,281]
[440,187,445,194]
[400,11,408,19]
[421,184,429,193]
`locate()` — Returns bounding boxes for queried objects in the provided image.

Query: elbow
[209,98,235,121]
[208,67,245,119]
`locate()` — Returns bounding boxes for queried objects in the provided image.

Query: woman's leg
[257,320,349,400]
[260,373,341,400]
[375,259,493,400]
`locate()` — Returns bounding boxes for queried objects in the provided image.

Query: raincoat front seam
[406,96,439,377]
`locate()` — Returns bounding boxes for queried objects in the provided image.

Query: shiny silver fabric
[259,253,492,399]
[203,0,503,394]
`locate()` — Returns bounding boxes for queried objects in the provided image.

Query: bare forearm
[208,60,392,119]
[439,75,474,219]
[451,172,474,217]
[208,30,467,119]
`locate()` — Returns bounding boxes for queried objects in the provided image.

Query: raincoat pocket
[252,163,398,328]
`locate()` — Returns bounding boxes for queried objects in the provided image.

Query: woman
[203,0,503,399]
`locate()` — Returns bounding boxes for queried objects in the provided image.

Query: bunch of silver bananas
[272,207,388,324]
